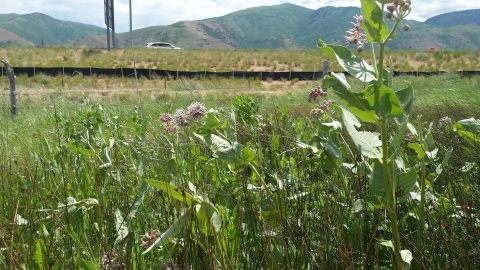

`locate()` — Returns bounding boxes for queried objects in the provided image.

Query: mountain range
[1,4,479,51]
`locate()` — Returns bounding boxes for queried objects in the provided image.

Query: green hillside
[2,5,480,51]
[424,9,480,27]
[0,13,105,46]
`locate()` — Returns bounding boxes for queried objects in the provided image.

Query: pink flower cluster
[308,86,328,103]
[319,100,335,111]
[345,14,367,50]
[386,0,412,24]
[141,229,161,248]
[159,102,207,134]
[101,250,125,270]
[439,116,451,127]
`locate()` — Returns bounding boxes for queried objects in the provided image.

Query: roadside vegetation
[1,46,480,72]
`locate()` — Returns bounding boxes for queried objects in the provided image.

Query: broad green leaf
[196,133,251,171]
[241,146,256,163]
[206,112,221,129]
[425,148,438,160]
[77,258,97,270]
[361,0,389,43]
[145,180,197,206]
[369,159,387,198]
[336,106,382,159]
[457,118,480,133]
[408,143,425,160]
[321,140,343,169]
[328,73,402,121]
[433,146,453,182]
[352,199,367,213]
[363,84,403,118]
[365,195,385,208]
[369,159,417,203]
[35,240,46,270]
[380,240,394,250]
[196,201,222,236]
[195,127,212,137]
[391,121,408,148]
[114,209,128,246]
[397,168,418,203]
[394,82,414,123]
[322,120,342,131]
[401,249,413,263]
[143,210,190,254]
[129,181,149,218]
[327,74,377,123]
[319,43,376,82]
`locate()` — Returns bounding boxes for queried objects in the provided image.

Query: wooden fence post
[322,60,328,91]
[1,60,18,116]
[62,64,64,88]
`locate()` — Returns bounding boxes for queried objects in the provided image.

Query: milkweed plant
[309,0,452,269]
[125,1,456,269]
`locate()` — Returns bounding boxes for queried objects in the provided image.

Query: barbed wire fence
[0,60,333,117]
[2,60,476,117]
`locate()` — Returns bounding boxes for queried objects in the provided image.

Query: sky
[1,0,478,33]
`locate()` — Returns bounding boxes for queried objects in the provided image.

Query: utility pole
[104,0,115,51]
[130,0,133,48]
[112,0,115,48]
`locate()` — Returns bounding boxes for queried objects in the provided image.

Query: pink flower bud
[405,0,411,4]
[387,4,395,12]
[403,25,410,31]
[357,46,364,53]
[393,0,400,5]
[386,13,394,19]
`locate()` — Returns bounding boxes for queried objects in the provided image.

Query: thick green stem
[377,20,400,85]
[414,121,427,268]
[380,121,403,270]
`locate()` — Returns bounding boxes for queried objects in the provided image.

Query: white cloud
[1,0,477,32]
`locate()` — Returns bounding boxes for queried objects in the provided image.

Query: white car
[145,42,182,50]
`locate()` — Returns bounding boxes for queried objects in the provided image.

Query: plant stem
[380,120,403,269]
[378,20,400,84]
[414,120,427,268]
[250,163,273,197]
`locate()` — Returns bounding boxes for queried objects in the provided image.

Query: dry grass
[1,47,480,72]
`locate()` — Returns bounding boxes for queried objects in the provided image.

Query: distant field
[1,47,480,73]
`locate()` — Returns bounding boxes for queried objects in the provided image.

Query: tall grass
[0,72,479,268]
[2,47,480,72]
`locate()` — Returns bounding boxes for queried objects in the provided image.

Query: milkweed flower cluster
[319,100,335,111]
[159,102,207,134]
[308,86,335,117]
[386,0,412,30]
[308,86,327,103]
[345,14,368,52]
[173,109,189,127]
[439,116,451,127]
[141,229,161,249]
[187,101,207,120]
[101,250,125,270]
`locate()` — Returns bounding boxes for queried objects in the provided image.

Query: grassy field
[1,46,480,72]
[1,47,480,269]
